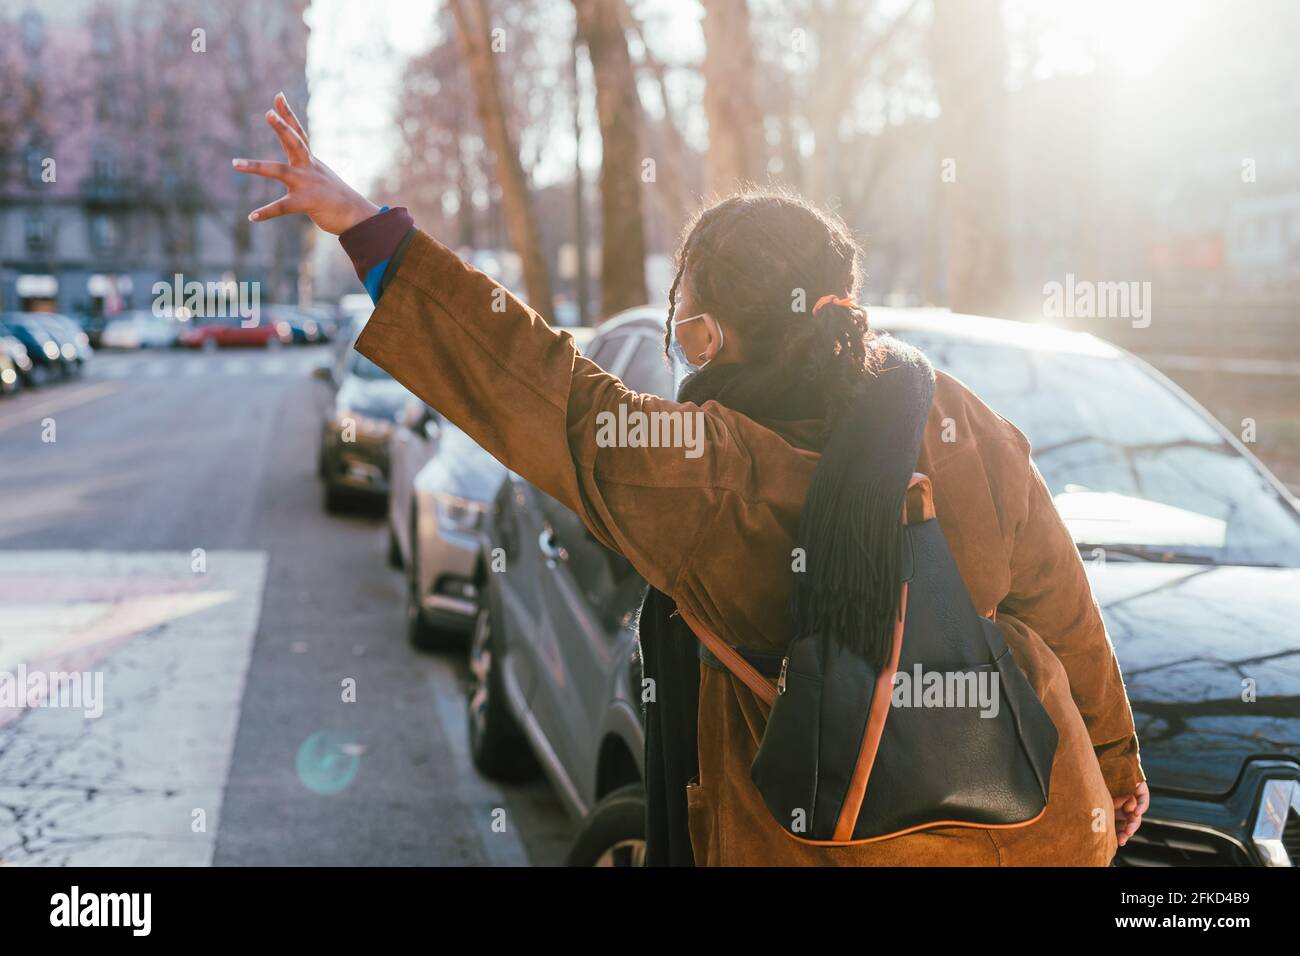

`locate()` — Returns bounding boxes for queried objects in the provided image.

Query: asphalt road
[0,345,573,865]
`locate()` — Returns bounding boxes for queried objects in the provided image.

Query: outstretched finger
[232,158,291,182]
[266,109,310,165]
[248,195,296,223]
[274,92,308,145]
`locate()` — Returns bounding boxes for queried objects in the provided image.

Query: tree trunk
[572,0,648,318]
[701,0,764,196]
[449,0,555,319]
[928,0,1010,317]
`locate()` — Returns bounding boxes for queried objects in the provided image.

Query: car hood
[336,376,408,419]
[1086,561,1300,795]
[414,422,506,502]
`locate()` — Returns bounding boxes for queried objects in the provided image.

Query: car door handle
[538,527,569,567]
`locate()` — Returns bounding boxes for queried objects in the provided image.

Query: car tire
[565,784,647,867]
[387,523,403,569]
[467,604,538,782]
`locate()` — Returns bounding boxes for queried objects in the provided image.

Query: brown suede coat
[356,229,1146,866]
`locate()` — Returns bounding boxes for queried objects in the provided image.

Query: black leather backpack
[681,472,1059,845]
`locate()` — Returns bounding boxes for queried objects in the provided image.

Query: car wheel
[566,784,647,867]
[387,522,403,569]
[466,605,538,781]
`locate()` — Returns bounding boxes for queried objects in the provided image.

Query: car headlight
[434,493,486,535]
[1251,778,1299,866]
[43,341,59,359]
[76,333,90,347]
[61,343,77,359]
[276,321,291,337]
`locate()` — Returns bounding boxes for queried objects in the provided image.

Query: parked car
[179,313,287,349]
[296,304,341,341]
[0,314,70,383]
[387,327,594,650]
[101,310,180,349]
[471,306,1300,867]
[0,333,34,390]
[0,342,18,395]
[32,314,93,371]
[312,320,411,512]
[72,311,109,347]
[267,305,324,345]
[388,401,504,649]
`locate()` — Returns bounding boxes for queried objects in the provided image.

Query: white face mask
[669,312,724,375]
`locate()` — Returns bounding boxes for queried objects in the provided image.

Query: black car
[472,306,1300,867]
[32,314,93,372]
[0,314,70,384]
[312,319,412,512]
[0,333,33,391]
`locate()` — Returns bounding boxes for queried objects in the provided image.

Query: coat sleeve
[999,443,1146,798]
[352,228,771,601]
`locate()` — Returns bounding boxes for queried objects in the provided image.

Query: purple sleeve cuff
[339,206,414,282]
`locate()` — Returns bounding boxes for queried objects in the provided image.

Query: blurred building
[0,0,310,317]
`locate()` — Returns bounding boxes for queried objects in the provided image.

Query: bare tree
[572,0,648,317]
[928,0,1010,315]
[701,0,764,195]
[449,0,556,319]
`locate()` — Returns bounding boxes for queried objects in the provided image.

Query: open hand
[232,93,379,235]
[1113,780,1149,847]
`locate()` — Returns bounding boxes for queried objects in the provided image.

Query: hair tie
[812,293,856,316]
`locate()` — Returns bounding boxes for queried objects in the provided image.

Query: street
[0,346,573,866]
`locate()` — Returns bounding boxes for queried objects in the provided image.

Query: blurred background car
[0,314,70,383]
[267,305,324,345]
[71,310,109,348]
[101,310,180,349]
[0,333,33,390]
[31,314,93,372]
[471,305,1300,867]
[313,320,412,512]
[0,341,18,395]
[179,313,288,350]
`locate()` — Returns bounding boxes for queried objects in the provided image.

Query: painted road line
[0,382,120,435]
[0,550,267,865]
[428,665,531,866]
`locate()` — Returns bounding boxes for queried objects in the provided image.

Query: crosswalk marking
[84,352,326,381]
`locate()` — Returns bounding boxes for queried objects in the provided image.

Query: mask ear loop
[673,312,725,366]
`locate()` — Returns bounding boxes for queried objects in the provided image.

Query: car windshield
[896,330,1300,568]
[349,351,390,381]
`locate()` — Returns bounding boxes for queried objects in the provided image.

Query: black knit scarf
[637,335,935,866]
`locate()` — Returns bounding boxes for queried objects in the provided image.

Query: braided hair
[664,188,884,435]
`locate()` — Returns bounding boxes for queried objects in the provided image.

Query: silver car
[388,402,505,650]
[388,325,596,651]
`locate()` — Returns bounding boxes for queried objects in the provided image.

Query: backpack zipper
[777,655,789,695]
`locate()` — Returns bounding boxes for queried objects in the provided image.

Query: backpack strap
[674,473,936,709]
[676,607,778,707]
